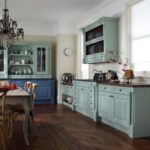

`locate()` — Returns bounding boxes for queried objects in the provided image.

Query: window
[81,31,89,79]
[130,0,150,72]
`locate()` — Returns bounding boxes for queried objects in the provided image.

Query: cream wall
[56,34,76,103]
[56,34,76,77]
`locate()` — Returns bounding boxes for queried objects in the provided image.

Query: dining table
[6,87,32,146]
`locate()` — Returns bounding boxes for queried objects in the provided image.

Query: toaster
[93,73,106,81]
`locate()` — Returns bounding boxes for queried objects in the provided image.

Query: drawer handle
[119,89,122,91]
[109,95,113,98]
[104,87,106,89]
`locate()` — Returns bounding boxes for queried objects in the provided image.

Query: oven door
[0,49,8,78]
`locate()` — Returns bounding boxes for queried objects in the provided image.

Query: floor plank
[1,104,150,150]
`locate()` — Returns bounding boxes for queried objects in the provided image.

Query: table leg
[23,106,30,146]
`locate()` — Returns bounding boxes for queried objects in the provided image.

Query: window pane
[131,0,150,72]
[132,0,150,38]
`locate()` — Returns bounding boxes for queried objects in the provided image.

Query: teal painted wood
[112,93,130,128]
[82,17,119,64]
[0,48,8,78]
[98,84,131,128]
[98,91,112,121]
[73,80,96,120]
[8,43,52,78]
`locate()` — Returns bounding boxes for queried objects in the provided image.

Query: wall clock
[64,48,72,56]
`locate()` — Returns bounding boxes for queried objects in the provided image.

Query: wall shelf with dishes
[8,43,52,78]
[82,17,119,64]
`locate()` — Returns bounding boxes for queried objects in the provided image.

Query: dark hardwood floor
[1,104,150,150]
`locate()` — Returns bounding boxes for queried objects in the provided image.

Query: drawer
[111,86,131,95]
[98,85,111,92]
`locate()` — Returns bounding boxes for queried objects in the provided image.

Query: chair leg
[30,111,38,137]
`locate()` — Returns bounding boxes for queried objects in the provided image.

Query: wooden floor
[1,104,150,150]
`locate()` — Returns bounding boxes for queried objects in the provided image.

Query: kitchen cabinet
[0,48,8,78]
[61,84,74,110]
[73,80,97,120]
[98,84,150,138]
[82,17,119,64]
[98,85,131,128]
[8,43,52,78]
[9,79,56,104]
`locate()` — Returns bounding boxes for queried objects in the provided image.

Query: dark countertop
[73,79,150,87]
[61,82,73,86]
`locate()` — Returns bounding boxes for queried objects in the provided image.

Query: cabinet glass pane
[85,25,103,42]
[37,47,46,72]
[86,41,104,55]
[0,50,4,72]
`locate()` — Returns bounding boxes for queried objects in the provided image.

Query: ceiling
[1,0,105,24]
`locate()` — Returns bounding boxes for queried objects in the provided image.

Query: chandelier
[0,0,24,49]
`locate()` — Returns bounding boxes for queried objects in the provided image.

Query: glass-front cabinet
[0,49,8,78]
[82,17,119,64]
[7,43,52,78]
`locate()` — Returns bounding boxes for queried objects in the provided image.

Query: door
[112,93,130,128]
[98,91,112,121]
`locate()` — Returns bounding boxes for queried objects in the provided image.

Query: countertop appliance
[62,73,75,83]
[93,73,106,81]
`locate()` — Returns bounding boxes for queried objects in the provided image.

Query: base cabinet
[98,85,131,129]
[73,80,96,120]
[61,84,74,109]
[9,79,56,104]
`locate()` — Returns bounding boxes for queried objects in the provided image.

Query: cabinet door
[34,45,49,75]
[112,93,130,128]
[98,91,112,121]
[34,80,55,104]
[0,49,8,78]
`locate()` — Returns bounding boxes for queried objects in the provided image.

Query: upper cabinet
[8,43,52,78]
[0,49,8,78]
[82,17,119,64]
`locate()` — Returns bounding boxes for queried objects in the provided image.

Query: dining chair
[0,88,10,150]
[24,81,32,92]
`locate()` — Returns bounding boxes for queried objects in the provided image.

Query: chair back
[0,88,9,115]
[31,84,38,107]
[24,81,32,92]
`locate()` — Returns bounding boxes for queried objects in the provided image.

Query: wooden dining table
[6,87,32,146]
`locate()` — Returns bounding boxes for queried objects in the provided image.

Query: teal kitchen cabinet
[73,80,97,121]
[98,84,150,138]
[98,85,131,129]
[61,84,74,109]
[82,17,119,64]
[8,43,52,78]
[0,48,8,78]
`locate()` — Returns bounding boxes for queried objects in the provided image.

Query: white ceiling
[3,0,105,23]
